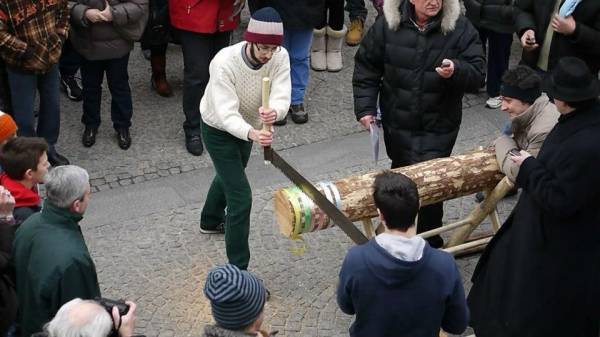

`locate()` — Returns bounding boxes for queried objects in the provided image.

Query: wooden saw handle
[261,77,271,132]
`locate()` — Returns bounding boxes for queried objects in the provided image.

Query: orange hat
[0,111,17,143]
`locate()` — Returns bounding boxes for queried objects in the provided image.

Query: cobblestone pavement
[65,5,527,337]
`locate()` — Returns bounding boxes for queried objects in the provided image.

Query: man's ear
[377,208,385,224]
[70,199,81,214]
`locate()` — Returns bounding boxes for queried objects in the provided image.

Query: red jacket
[169,0,240,34]
[0,174,40,208]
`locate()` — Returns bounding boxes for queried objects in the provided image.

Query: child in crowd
[0,137,49,223]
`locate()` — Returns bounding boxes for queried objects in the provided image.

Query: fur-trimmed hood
[383,0,461,34]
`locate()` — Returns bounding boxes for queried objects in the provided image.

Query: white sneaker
[486,96,502,109]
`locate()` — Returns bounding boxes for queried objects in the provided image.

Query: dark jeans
[345,0,367,20]
[6,65,60,151]
[180,30,230,137]
[200,120,253,270]
[318,0,345,30]
[81,53,133,129]
[59,39,82,78]
[390,157,444,235]
[478,28,513,98]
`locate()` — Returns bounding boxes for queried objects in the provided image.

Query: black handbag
[140,0,172,47]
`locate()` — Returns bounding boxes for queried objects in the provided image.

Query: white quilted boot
[326,25,347,72]
[310,27,327,71]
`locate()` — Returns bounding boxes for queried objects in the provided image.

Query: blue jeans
[81,53,133,129]
[6,65,60,151]
[283,29,313,105]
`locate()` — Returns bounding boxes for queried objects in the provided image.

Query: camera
[509,148,521,156]
[95,297,130,316]
[441,60,451,68]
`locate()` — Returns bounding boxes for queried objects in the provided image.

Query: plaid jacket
[0,0,69,74]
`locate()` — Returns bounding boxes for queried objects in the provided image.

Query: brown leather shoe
[346,18,364,46]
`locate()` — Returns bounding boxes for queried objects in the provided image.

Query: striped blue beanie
[204,264,266,330]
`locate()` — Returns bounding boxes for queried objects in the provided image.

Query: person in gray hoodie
[69,0,148,150]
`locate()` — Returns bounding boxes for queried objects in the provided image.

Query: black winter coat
[353,0,484,165]
[514,0,600,74]
[464,0,516,34]
[248,0,325,30]
[468,102,600,337]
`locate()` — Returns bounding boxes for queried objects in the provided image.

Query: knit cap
[243,7,284,46]
[204,264,267,330]
[0,111,17,144]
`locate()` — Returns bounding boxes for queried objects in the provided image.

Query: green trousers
[201,121,253,270]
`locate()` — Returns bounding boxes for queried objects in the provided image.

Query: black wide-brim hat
[544,57,600,102]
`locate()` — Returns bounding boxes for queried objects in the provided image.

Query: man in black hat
[468,56,600,337]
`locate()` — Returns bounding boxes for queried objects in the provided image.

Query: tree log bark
[274,148,504,237]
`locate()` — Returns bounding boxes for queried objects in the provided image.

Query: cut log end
[274,189,295,237]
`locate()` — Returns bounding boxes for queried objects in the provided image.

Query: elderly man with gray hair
[13,165,101,337]
[42,298,137,337]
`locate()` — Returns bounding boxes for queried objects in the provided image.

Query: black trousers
[345,0,367,20]
[59,39,82,78]
[478,27,513,98]
[81,53,133,129]
[179,29,230,137]
[317,0,345,30]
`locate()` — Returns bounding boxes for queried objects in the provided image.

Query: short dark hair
[502,65,542,90]
[562,97,599,111]
[0,137,48,180]
[372,171,419,231]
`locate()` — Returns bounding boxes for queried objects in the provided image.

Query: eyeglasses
[255,44,281,54]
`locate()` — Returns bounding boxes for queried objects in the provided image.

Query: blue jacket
[337,239,469,337]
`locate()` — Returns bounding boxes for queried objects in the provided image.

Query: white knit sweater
[200,41,291,141]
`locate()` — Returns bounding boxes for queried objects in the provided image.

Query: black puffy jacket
[353,0,484,164]
[248,0,325,30]
[464,0,516,34]
[514,0,600,74]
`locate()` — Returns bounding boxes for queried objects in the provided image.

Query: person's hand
[551,14,576,35]
[520,29,539,50]
[435,59,454,78]
[248,129,273,147]
[85,9,105,23]
[259,107,277,125]
[359,115,375,130]
[99,1,113,22]
[0,187,15,219]
[509,150,532,167]
[112,301,136,337]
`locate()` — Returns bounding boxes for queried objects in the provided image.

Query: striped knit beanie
[204,264,266,330]
[0,111,17,144]
[243,7,284,46]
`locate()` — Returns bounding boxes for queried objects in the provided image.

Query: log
[274,148,504,238]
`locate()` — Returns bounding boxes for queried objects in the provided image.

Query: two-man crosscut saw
[261,78,368,245]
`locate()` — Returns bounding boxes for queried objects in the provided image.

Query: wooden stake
[361,218,375,239]
[446,176,513,247]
